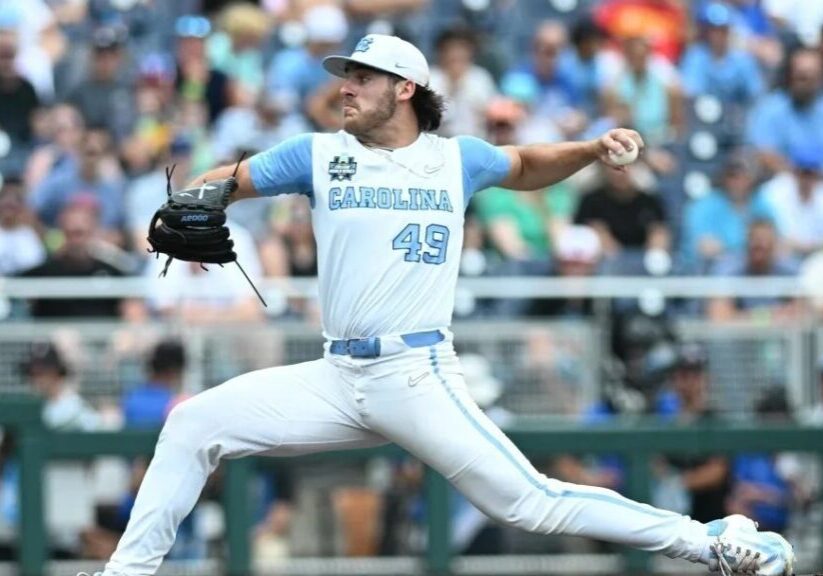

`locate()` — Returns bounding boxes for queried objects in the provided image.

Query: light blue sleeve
[248,134,313,198]
[456,136,512,206]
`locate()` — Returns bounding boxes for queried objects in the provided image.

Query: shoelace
[711,540,762,575]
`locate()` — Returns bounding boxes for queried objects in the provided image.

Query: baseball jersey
[249,131,510,339]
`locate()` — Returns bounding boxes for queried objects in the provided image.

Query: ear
[395,79,416,103]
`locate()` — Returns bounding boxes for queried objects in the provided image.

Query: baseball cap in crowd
[175,15,211,39]
[676,342,708,370]
[20,342,68,377]
[92,25,127,50]
[789,144,823,172]
[303,4,348,44]
[323,34,430,86]
[556,225,602,264]
[699,2,733,27]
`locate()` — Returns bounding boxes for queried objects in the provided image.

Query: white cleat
[706,515,795,575]
[76,572,103,576]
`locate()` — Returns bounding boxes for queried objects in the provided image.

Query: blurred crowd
[4,0,823,566]
[2,0,823,323]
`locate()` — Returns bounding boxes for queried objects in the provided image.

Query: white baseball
[608,145,639,166]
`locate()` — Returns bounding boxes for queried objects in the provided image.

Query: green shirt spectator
[474,183,576,260]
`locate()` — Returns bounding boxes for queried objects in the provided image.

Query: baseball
[608,145,639,166]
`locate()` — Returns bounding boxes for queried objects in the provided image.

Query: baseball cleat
[706,514,795,575]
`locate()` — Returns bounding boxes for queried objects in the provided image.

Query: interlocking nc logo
[354,37,374,53]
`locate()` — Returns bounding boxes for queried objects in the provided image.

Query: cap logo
[354,37,373,53]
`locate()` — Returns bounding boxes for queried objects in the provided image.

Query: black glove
[147,174,237,268]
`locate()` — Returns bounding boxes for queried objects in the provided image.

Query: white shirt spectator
[429,65,498,137]
[764,0,823,47]
[0,225,44,275]
[2,0,56,100]
[143,219,263,313]
[761,172,823,252]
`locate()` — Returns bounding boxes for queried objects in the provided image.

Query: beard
[343,84,397,138]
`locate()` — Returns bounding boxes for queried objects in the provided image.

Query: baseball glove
[147,165,267,306]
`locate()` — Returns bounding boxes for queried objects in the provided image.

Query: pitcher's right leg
[103,359,385,576]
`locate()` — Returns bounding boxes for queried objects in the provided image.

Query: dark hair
[434,25,477,53]
[411,84,446,132]
[570,16,606,47]
[149,339,186,375]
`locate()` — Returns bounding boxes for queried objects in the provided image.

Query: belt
[329,329,444,358]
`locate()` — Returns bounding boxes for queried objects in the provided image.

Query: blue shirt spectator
[28,131,125,232]
[681,154,773,271]
[746,49,823,173]
[731,454,791,532]
[681,3,764,103]
[708,220,799,318]
[502,21,582,134]
[122,340,186,429]
[265,4,348,117]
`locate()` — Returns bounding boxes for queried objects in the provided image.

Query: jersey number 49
[392,223,449,265]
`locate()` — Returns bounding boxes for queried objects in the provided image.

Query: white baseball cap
[323,34,430,86]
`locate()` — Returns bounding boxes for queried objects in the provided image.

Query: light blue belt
[329,329,444,358]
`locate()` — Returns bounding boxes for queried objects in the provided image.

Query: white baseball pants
[104,338,711,575]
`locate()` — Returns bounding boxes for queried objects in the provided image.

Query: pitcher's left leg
[364,346,710,563]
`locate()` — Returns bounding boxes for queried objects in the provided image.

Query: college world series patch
[329,155,358,181]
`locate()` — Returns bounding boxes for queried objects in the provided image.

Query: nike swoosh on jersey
[408,372,429,386]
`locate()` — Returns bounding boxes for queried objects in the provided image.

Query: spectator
[0,0,64,101]
[698,0,783,70]
[429,26,497,138]
[681,152,773,272]
[727,387,795,533]
[24,103,84,191]
[23,341,100,557]
[17,201,137,319]
[747,48,823,175]
[206,2,272,103]
[708,219,800,322]
[533,225,602,318]
[265,4,349,122]
[211,91,310,167]
[121,54,178,175]
[122,340,188,429]
[562,15,612,120]
[473,98,575,266]
[66,25,135,143]
[0,28,40,147]
[603,34,683,149]
[174,14,233,124]
[501,21,586,138]
[0,178,45,276]
[143,218,264,323]
[125,136,195,254]
[260,197,318,319]
[574,165,670,269]
[29,127,126,242]
[680,2,764,105]
[760,144,823,259]
[654,343,731,523]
